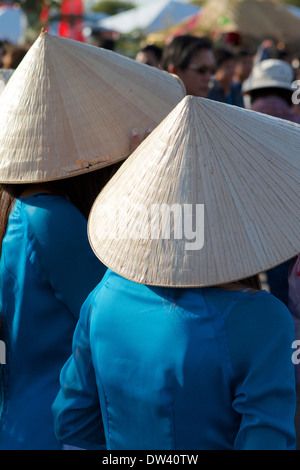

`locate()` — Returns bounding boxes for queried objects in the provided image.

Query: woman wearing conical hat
[0,31,185,450]
[53,96,300,450]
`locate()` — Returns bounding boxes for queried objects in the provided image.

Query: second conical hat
[0,31,185,183]
[88,96,300,287]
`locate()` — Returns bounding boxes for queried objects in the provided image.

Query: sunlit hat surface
[0,31,185,183]
[88,96,300,287]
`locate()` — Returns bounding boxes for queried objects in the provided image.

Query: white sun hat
[242,58,295,94]
[0,31,185,183]
[88,95,300,287]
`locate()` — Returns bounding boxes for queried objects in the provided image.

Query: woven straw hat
[0,31,185,183]
[88,95,300,287]
[242,59,295,94]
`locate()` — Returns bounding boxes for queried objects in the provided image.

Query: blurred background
[2,0,300,61]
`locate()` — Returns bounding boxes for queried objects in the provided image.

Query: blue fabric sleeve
[52,292,106,450]
[224,293,296,450]
[24,196,107,317]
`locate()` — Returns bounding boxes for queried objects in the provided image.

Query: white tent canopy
[98,0,202,34]
[287,4,300,19]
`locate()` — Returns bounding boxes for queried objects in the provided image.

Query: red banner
[58,0,85,42]
[40,3,50,28]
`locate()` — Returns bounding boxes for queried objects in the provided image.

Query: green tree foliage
[17,0,59,31]
[92,0,136,15]
[13,0,300,40]
[16,0,136,30]
[190,0,207,6]
[18,0,61,17]
[278,0,300,6]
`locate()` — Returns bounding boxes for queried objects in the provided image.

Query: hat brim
[0,32,185,183]
[243,80,293,94]
[88,96,300,287]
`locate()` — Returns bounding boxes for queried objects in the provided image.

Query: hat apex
[88,95,300,287]
[0,31,185,183]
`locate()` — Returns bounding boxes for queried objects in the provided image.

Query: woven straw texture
[197,0,300,42]
[0,31,185,183]
[88,95,300,287]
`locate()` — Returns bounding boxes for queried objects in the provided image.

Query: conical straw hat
[0,31,185,183]
[88,95,300,287]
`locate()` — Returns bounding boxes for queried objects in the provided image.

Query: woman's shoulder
[19,193,87,246]
[223,288,294,336]
[20,192,81,215]
[203,284,293,329]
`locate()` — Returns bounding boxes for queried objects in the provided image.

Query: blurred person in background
[243,61,300,445]
[2,44,29,70]
[161,34,215,97]
[135,44,163,68]
[208,47,244,107]
[233,48,253,88]
[243,59,300,129]
[243,59,300,305]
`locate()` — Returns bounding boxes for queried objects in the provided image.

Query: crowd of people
[0,29,299,450]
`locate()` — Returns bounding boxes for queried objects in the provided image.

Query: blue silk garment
[53,269,297,450]
[0,194,107,449]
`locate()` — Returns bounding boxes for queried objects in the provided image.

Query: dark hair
[0,163,122,257]
[240,274,262,290]
[249,86,293,106]
[235,49,253,59]
[161,35,212,71]
[276,49,289,61]
[0,162,122,409]
[217,274,262,291]
[3,45,29,69]
[213,47,235,69]
[97,37,115,51]
[138,44,163,62]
